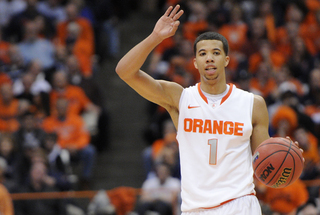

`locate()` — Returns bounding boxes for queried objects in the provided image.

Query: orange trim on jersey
[197,83,208,104]
[201,193,255,210]
[197,83,234,105]
[220,83,233,105]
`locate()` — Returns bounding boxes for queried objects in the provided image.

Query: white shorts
[181,195,262,215]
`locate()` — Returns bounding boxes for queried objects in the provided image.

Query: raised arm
[115,5,184,112]
[251,94,270,154]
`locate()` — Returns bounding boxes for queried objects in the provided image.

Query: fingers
[173,9,184,21]
[286,136,304,156]
[165,5,183,20]
[164,6,173,17]
[169,5,181,18]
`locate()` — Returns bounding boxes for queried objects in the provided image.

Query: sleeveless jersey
[177,83,255,212]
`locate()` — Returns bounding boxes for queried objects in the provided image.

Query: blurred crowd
[0,0,141,214]
[136,0,320,215]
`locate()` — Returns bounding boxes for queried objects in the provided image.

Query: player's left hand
[286,136,304,162]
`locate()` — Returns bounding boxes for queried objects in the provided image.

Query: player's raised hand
[153,5,184,41]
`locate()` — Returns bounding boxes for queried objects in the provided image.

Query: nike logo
[188,105,200,109]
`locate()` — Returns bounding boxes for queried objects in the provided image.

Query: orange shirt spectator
[50,84,91,116]
[249,62,277,98]
[42,100,90,150]
[258,0,277,44]
[182,1,208,42]
[107,187,138,215]
[271,105,298,138]
[0,72,12,87]
[183,20,208,42]
[219,23,248,52]
[248,40,286,74]
[0,41,11,65]
[293,127,319,164]
[0,183,14,215]
[249,77,277,99]
[56,3,94,77]
[299,10,320,56]
[50,71,97,116]
[264,179,308,214]
[219,5,248,52]
[154,38,175,56]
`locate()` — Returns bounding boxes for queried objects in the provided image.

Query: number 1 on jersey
[208,139,218,165]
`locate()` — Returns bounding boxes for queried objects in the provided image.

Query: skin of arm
[251,94,270,154]
[115,6,184,127]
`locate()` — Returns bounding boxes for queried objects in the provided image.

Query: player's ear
[225,56,230,67]
[193,58,198,69]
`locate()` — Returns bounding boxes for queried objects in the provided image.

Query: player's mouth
[205,65,217,75]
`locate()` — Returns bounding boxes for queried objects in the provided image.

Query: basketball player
[116,5,270,214]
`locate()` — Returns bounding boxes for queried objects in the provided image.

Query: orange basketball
[252,137,304,188]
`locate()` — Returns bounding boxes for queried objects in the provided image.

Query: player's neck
[201,80,227,95]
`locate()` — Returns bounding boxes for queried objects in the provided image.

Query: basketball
[252,137,304,188]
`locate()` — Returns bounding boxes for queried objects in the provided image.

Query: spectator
[219,4,248,72]
[0,83,20,132]
[248,40,286,74]
[297,199,320,215]
[0,133,20,188]
[0,180,14,215]
[3,44,25,82]
[300,8,320,56]
[153,132,180,179]
[304,68,320,140]
[91,0,120,59]
[67,55,110,151]
[42,132,75,191]
[36,0,66,25]
[4,0,55,42]
[294,126,320,199]
[273,65,307,101]
[134,162,181,215]
[56,2,95,77]
[148,29,184,78]
[42,98,96,189]
[14,161,67,215]
[13,60,51,99]
[256,0,276,44]
[271,105,298,138]
[0,0,26,28]
[287,36,315,84]
[50,70,100,117]
[263,179,309,215]
[13,111,46,151]
[0,27,11,65]
[17,20,56,72]
[241,16,268,58]
[167,38,198,85]
[0,156,19,195]
[0,71,12,89]
[182,1,208,42]
[249,62,277,101]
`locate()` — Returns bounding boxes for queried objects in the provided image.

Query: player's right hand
[152,5,184,40]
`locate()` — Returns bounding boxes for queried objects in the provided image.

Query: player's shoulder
[253,94,267,107]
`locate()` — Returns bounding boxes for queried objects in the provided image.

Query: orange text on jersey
[184,118,244,136]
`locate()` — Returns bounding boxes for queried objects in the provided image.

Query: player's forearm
[115,32,163,79]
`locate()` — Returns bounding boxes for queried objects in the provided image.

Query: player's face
[193,40,229,84]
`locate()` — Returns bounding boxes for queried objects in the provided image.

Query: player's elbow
[115,63,137,81]
[115,63,124,78]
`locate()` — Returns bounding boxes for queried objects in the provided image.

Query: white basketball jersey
[177,83,255,212]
